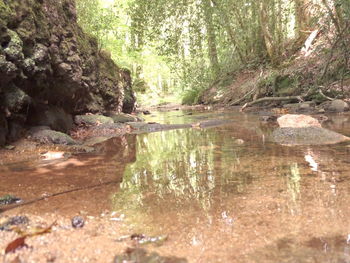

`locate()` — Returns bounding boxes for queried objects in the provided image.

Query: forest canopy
[76,0,350,106]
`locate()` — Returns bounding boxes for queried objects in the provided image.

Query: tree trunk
[203,0,220,77]
[294,0,310,40]
[259,0,276,64]
[211,0,245,63]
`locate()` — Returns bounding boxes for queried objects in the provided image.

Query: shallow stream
[1,109,350,262]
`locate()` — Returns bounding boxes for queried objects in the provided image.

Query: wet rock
[29,126,52,134]
[114,248,188,263]
[128,122,192,133]
[3,85,31,113]
[143,110,151,115]
[194,119,233,128]
[83,136,112,147]
[0,195,22,205]
[298,101,316,112]
[106,112,140,123]
[283,101,315,113]
[277,114,321,128]
[0,114,8,146]
[7,216,29,226]
[260,115,278,123]
[68,145,95,153]
[75,115,114,126]
[3,30,24,61]
[0,216,29,231]
[31,129,77,145]
[0,0,136,145]
[71,216,84,228]
[271,127,350,145]
[27,105,73,133]
[7,119,25,142]
[121,68,136,113]
[328,99,349,112]
[85,123,128,137]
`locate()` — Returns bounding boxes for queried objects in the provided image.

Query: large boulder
[0,0,136,145]
[328,99,349,112]
[277,114,321,128]
[271,126,350,145]
[272,114,350,145]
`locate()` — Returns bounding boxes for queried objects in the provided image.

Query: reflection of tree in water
[111,128,254,223]
[286,163,301,215]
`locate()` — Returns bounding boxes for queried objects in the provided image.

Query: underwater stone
[271,126,350,145]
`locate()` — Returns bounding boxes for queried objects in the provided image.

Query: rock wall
[0,0,136,145]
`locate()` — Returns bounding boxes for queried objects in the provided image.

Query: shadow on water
[0,136,137,215]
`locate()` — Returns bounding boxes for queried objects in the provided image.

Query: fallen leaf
[5,236,27,254]
[4,221,56,254]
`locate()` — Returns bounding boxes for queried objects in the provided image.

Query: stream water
[1,110,350,262]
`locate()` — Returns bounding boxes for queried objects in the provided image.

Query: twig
[318,88,335,101]
[0,179,122,213]
[320,24,350,81]
[229,87,257,106]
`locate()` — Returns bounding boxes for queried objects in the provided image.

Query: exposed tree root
[229,87,257,106]
[240,95,306,111]
[318,88,335,101]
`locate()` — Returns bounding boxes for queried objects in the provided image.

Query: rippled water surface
[2,110,350,262]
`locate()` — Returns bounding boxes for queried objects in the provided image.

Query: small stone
[8,216,29,225]
[143,110,151,115]
[4,145,15,150]
[328,99,349,112]
[72,216,85,228]
[0,195,22,205]
[235,139,245,145]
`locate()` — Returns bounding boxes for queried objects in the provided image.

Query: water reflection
[112,127,255,220]
[2,110,350,261]
[111,111,350,262]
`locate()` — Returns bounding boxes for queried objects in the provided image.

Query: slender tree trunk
[294,0,310,40]
[211,0,245,63]
[259,0,275,63]
[203,0,220,77]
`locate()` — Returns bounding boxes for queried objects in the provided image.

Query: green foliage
[181,89,201,105]
[75,0,350,105]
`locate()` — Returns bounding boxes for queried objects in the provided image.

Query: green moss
[275,75,299,96]
[0,0,11,29]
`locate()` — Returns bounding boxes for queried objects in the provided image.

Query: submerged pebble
[72,216,85,228]
[114,247,187,263]
[0,215,29,231]
[0,195,22,205]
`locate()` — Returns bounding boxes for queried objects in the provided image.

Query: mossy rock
[271,127,350,145]
[75,115,114,126]
[31,129,77,145]
[106,113,140,123]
